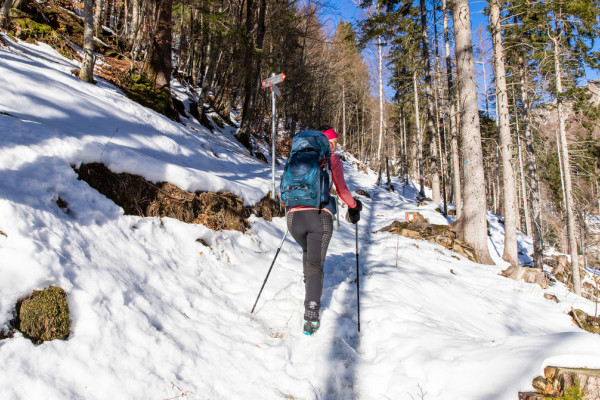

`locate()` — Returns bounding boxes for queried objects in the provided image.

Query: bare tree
[80,0,96,84]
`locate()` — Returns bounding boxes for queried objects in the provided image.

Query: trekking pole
[251,229,288,314]
[355,223,360,332]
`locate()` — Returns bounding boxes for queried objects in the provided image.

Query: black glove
[346,198,362,224]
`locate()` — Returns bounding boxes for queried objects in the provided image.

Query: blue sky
[320,0,598,111]
[321,0,492,105]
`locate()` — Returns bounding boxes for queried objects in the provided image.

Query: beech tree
[79,0,96,84]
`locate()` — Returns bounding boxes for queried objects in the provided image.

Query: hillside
[2,33,600,400]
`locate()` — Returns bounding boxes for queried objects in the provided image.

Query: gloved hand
[346,198,362,224]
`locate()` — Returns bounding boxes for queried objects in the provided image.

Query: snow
[2,33,600,400]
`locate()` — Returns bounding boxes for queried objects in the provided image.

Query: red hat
[323,128,338,140]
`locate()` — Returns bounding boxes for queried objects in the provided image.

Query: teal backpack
[280,130,331,208]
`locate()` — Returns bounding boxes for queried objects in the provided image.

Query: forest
[1,0,599,296]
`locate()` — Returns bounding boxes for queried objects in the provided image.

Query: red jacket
[288,153,357,214]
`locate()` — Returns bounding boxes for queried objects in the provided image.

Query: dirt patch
[252,196,285,221]
[75,163,283,232]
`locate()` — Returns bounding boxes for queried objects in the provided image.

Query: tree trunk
[94,0,103,36]
[443,0,462,218]
[197,3,217,124]
[79,0,95,84]
[176,3,185,72]
[241,0,267,133]
[377,35,385,163]
[400,105,408,182]
[103,0,113,30]
[414,71,425,197]
[0,0,12,29]
[515,104,531,236]
[490,0,518,266]
[147,0,172,91]
[239,0,255,133]
[452,0,494,264]
[433,11,448,215]
[521,62,544,268]
[552,30,582,294]
[129,0,141,42]
[420,0,440,204]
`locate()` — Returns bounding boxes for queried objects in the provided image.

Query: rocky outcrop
[379,220,479,263]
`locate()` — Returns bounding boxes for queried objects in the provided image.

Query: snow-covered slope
[1,34,600,400]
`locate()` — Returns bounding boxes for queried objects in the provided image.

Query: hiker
[284,125,362,335]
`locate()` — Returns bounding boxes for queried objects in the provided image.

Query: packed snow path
[2,35,600,400]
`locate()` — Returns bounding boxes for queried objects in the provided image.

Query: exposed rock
[379,221,477,263]
[500,266,548,289]
[405,212,427,223]
[16,286,70,344]
[400,229,420,238]
[544,293,559,303]
[355,189,371,198]
[551,255,569,276]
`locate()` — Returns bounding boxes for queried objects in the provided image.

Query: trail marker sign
[262,73,286,88]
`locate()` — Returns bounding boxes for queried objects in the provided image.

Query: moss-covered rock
[17,286,70,344]
[570,309,600,334]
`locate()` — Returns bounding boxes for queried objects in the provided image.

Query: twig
[100,127,119,162]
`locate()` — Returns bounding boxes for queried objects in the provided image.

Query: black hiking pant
[286,210,333,310]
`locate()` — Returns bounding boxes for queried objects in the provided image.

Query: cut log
[550,367,600,399]
[527,366,600,399]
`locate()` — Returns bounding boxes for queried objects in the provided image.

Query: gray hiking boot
[303,301,320,335]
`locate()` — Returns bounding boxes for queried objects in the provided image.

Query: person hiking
[284,125,362,335]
